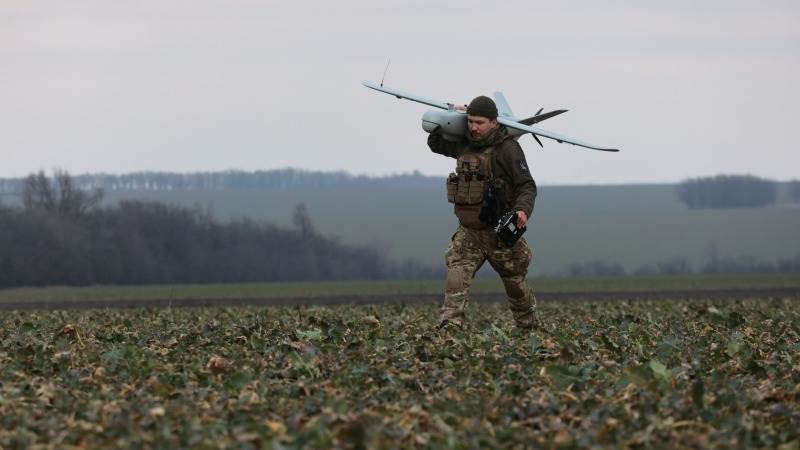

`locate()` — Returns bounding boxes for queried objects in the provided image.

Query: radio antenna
[380,58,391,87]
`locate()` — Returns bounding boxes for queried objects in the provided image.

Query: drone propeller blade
[520,109,568,125]
[532,134,544,148]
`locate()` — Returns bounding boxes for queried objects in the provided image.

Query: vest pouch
[452,148,493,228]
[466,179,486,204]
[455,179,470,204]
[455,178,485,205]
[489,178,509,211]
[454,204,485,229]
[446,173,457,203]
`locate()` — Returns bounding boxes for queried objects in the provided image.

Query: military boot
[508,293,540,329]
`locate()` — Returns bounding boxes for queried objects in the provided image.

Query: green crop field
[101,183,800,274]
[1,297,797,448]
[1,273,798,306]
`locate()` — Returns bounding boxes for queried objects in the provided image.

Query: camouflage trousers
[441,225,538,328]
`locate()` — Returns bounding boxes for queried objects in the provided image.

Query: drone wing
[498,117,619,152]
[363,81,619,152]
[362,81,450,110]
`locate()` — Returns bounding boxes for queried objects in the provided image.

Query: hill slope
[99,183,800,275]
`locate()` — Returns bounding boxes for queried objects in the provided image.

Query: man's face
[467,115,498,139]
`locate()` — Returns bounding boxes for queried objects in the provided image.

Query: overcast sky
[2,0,798,184]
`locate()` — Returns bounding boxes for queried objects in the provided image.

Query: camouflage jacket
[427,126,537,217]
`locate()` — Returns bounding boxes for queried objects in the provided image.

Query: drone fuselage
[421,109,527,142]
[421,110,466,141]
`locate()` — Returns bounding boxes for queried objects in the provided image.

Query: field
[1,273,799,309]
[1,295,798,448]
[101,183,800,274]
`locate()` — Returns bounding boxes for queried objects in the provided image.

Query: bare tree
[22,170,56,212]
[292,202,316,239]
[22,169,103,218]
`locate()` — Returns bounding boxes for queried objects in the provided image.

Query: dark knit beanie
[466,95,498,119]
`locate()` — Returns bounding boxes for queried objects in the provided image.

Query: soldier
[428,95,539,330]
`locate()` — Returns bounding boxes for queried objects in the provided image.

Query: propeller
[520,108,568,148]
[520,109,569,126]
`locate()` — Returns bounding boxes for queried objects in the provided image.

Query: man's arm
[498,140,537,221]
[427,129,463,159]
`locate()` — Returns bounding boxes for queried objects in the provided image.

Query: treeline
[675,174,784,209]
[0,168,442,193]
[4,171,797,205]
[0,171,441,288]
[791,180,800,202]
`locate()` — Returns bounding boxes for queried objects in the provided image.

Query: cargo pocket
[511,239,532,276]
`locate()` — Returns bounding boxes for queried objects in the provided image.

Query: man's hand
[516,210,528,228]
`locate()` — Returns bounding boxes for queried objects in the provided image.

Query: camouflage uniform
[429,126,539,328]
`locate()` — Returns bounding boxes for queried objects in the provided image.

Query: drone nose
[422,120,439,133]
[421,110,442,133]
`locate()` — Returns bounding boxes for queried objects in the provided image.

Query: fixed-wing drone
[363,80,619,152]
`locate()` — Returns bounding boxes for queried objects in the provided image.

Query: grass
[0,273,797,305]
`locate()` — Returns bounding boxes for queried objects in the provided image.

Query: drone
[363,80,619,152]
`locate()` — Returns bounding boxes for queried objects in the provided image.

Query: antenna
[380,58,391,87]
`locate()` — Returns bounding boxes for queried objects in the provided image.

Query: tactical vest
[446,147,493,229]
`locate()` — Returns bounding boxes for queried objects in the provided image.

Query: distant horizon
[0,166,796,188]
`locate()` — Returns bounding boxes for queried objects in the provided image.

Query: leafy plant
[0,297,797,448]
